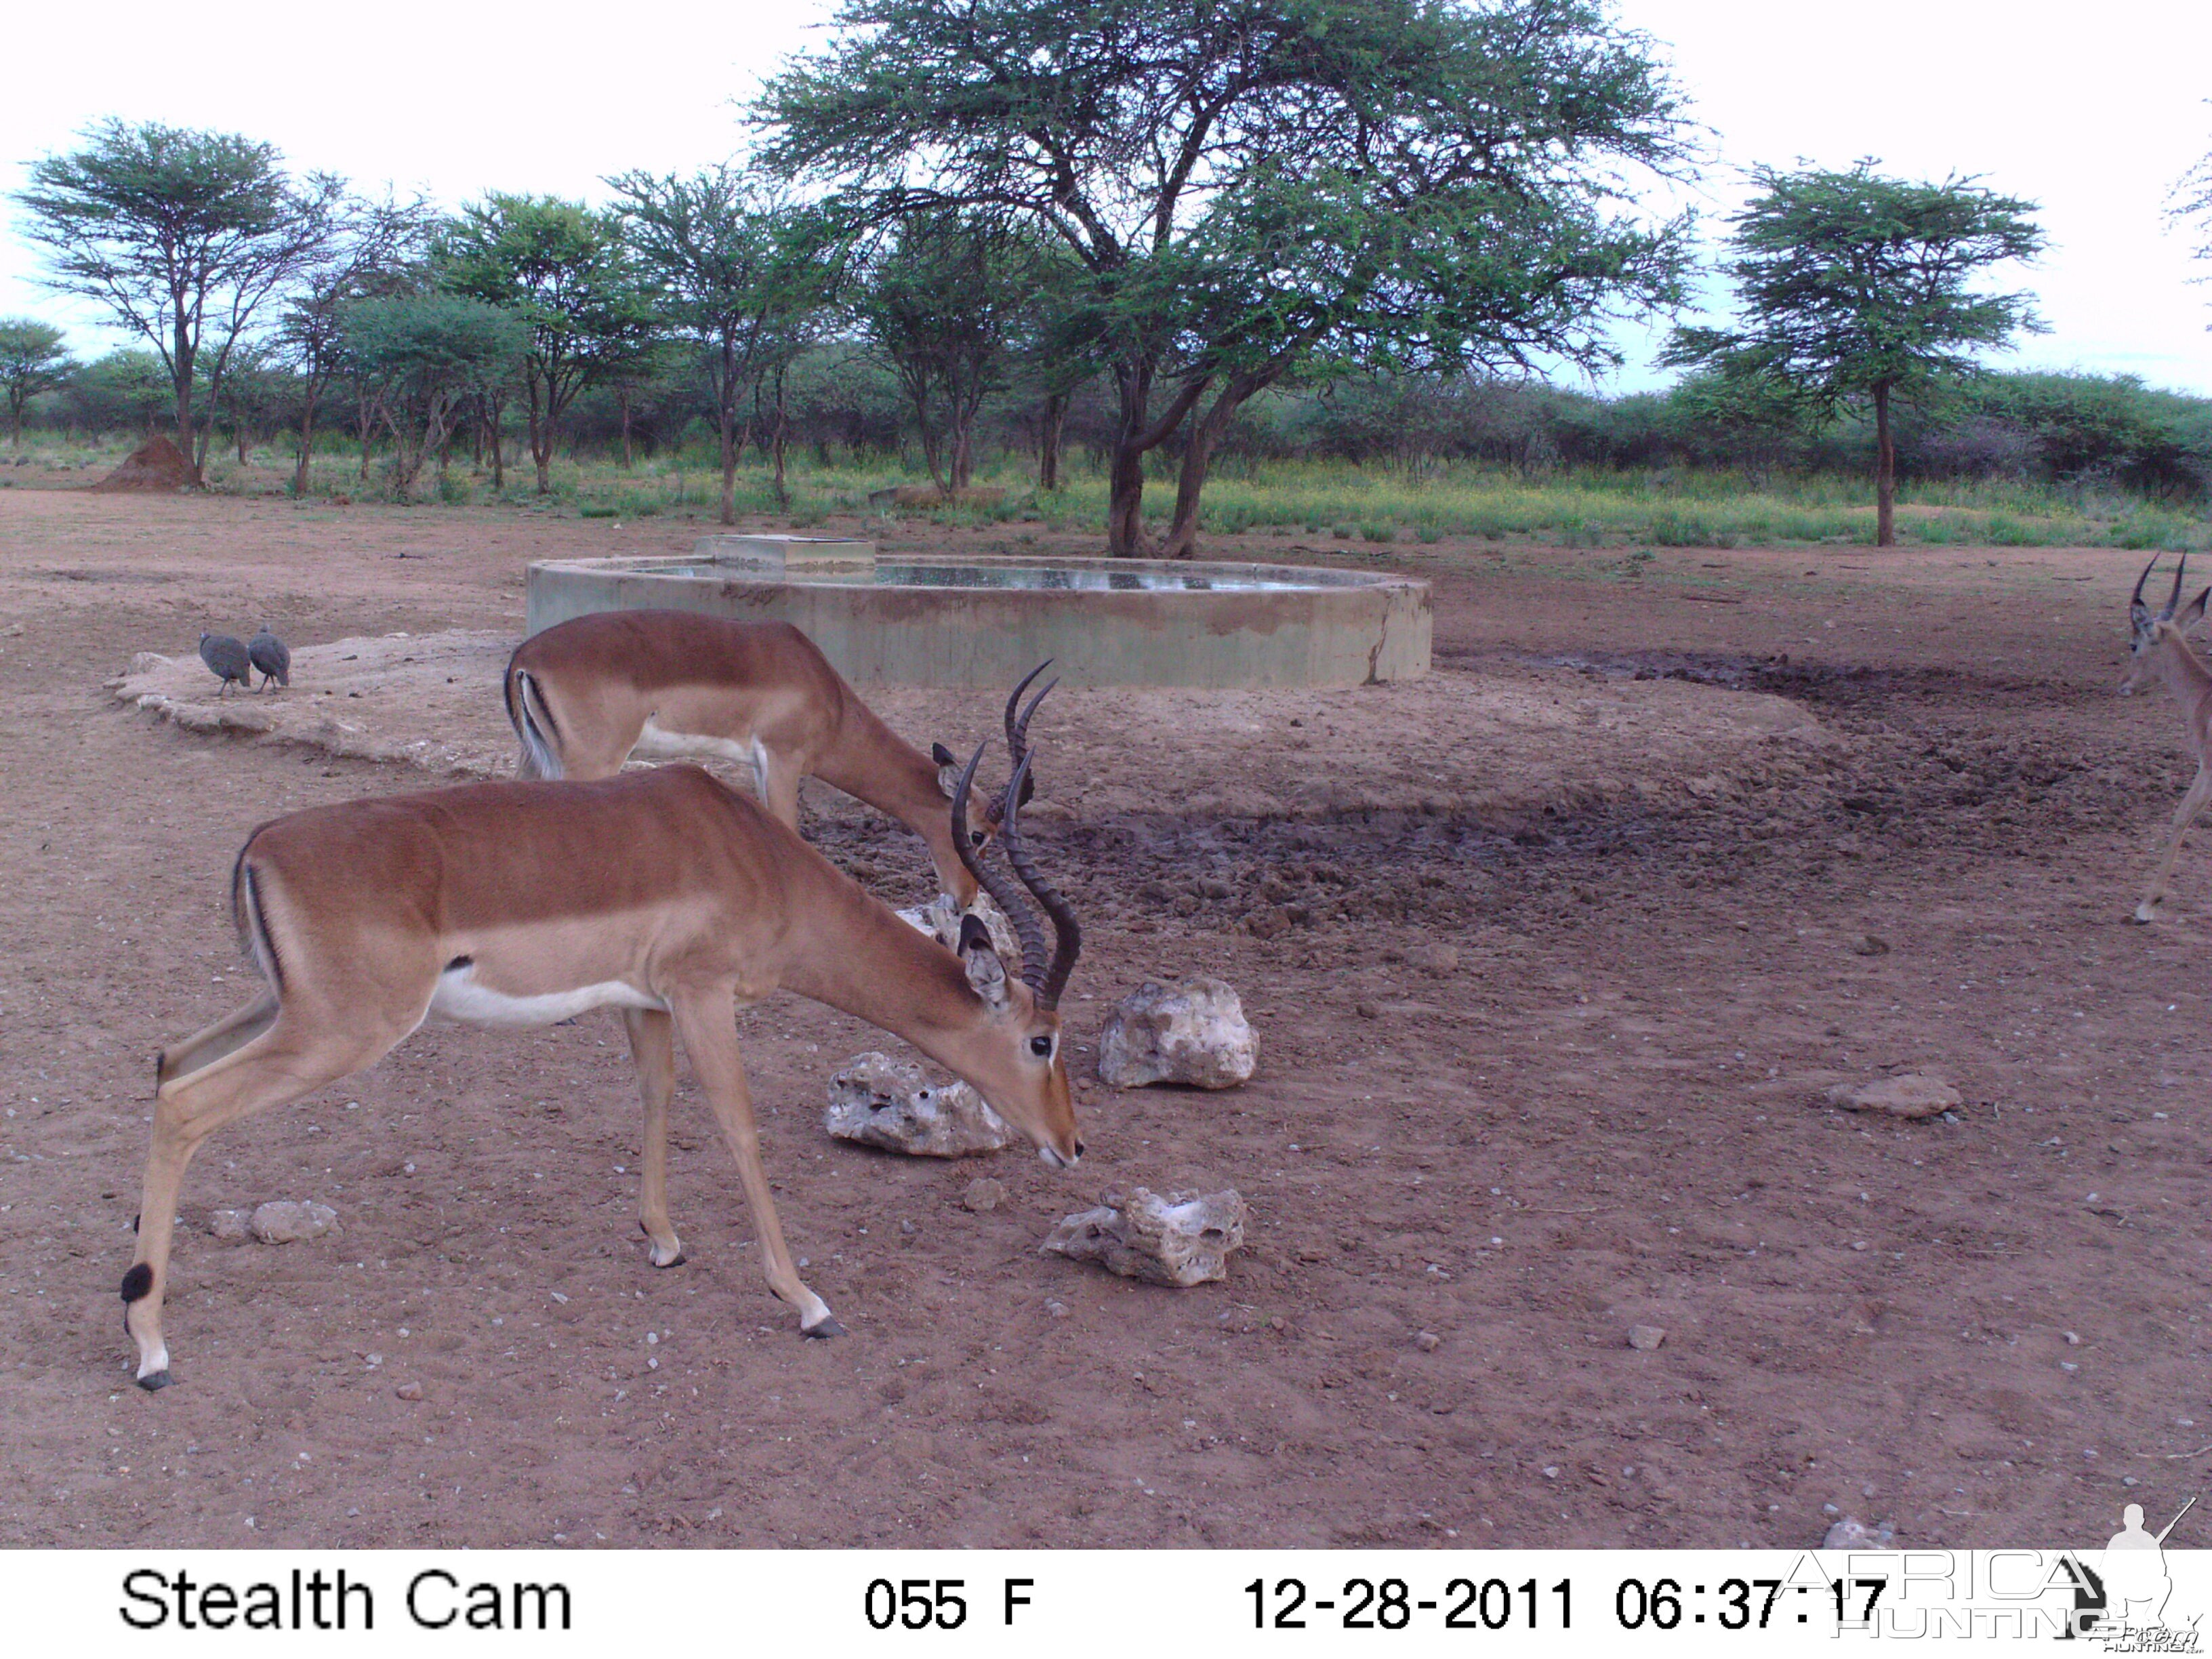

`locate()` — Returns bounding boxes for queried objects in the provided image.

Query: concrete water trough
[523,536,1431,690]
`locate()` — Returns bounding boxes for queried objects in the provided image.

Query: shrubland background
[10,352,2211,552]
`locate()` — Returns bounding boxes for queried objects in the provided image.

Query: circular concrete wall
[524,552,1430,690]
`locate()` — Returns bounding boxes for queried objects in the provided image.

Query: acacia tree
[1665,163,2043,546]
[339,296,525,502]
[275,194,434,494]
[14,121,342,481]
[0,319,77,448]
[436,195,657,493]
[857,211,1041,493]
[608,168,836,519]
[762,0,1691,556]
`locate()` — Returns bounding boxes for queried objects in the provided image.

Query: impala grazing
[121,678,1083,1391]
[504,611,1023,906]
[2121,554,2212,922]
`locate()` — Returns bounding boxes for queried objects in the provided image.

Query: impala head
[948,672,1084,1170]
[2123,554,2211,694]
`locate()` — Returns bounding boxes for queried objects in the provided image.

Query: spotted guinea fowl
[198,633,252,697]
[247,625,290,693]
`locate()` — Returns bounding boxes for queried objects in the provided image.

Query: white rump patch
[632,718,772,801]
[427,962,664,1028]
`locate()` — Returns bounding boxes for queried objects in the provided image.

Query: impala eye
[1029,1036,1053,1059]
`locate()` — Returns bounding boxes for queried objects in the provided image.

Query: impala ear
[2184,586,2211,629]
[959,914,1010,1009]
[933,741,960,797]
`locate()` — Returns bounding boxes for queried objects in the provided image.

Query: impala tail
[504,654,565,779]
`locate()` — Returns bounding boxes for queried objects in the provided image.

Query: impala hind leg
[2137,764,2212,922]
[125,1007,398,1389]
[623,1006,684,1267]
[668,987,841,1338]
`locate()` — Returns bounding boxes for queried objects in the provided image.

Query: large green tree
[762,0,1690,556]
[1664,162,2044,546]
[340,295,526,502]
[14,121,342,480]
[857,211,1042,493]
[276,192,434,495]
[605,168,835,520]
[436,195,657,493]
[0,318,77,448]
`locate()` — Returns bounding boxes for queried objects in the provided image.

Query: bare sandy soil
[1,487,2209,1551]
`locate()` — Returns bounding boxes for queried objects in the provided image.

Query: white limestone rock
[209,1208,251,1242]
[1041,1187,1248,1287]
[249,1200,337,1244]
[1825,1073,1960,1120]
[1099,979,1258,1090]
[895,890,1023,965]
[825,1051,1015,1158]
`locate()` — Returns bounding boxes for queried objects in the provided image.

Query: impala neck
[2156,630,2212,753]
[781,879,989,1063]
[815,697,973,902]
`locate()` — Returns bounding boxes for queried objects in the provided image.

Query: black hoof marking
[120,1263,153,1303]
[136,1369,172,1392]
[131,1212,140,1235]
[804,1317,847,1340]
[657,1251,686,1269]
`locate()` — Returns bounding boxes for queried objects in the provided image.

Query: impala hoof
[136,1369,172,1393]
[2133,904,2160,924]
[803,1317,846,1340]
[653,1250,686,1269]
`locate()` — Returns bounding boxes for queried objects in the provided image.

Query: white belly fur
[426,962,665,1028]
[633,718,769,796]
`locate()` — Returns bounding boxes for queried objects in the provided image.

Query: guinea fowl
[247,626,290,692]
[198,633,252,697]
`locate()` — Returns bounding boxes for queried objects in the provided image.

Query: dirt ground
[2,487,2209,1551]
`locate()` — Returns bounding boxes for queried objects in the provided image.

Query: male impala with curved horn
[2121,554,2212,921]
[504,611,1027,906]
[119,678,1083,1392]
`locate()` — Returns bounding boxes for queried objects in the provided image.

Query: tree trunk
[769,365,790,510]
[528,373,552,494]
[718,408,738,527]
[1161,380,1258,559]
[1874,382,1896,548]
[619,387,634,470]
[1038,392,1068,491]
[487,396,506,491]
[1105,363,1155,557]
[356,390,375,481]
[293,385,319,496]
[235,419,249,466]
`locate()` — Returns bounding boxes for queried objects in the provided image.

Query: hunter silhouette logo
[2070,1495,2199,1646]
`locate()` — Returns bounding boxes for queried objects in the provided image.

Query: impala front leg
[2137,764,2212,922]
[622,1006,684,1267]
[668,986,842,1337]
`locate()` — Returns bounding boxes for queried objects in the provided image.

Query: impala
[120,683,1083,1391]
[2121,554,2212,921]
[504,611,1029,907]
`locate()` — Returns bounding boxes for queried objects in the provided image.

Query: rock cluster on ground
[1040,1187,1248,1286]
[825,1052,1015,1157]
[211,1200,337,1244]
[1098,979,1258,1090]
[1821,1517,1897,1549]
[1826,1073,1961,1120]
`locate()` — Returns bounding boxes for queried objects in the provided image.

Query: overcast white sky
[3,0,2208,394]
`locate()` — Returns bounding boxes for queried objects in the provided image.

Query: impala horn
[951,742,1050,992]
[996,750,1083,1010]
[2166,553,2190,620]
[2133,555,2160,629]
[985,659,1052,825]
